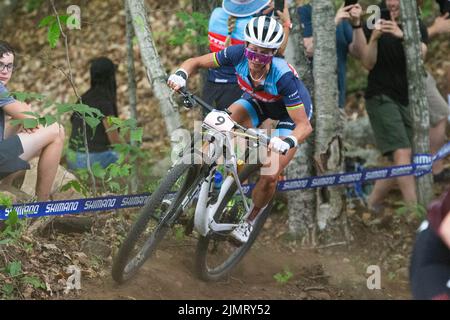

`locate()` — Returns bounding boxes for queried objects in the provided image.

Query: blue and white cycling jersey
[214,44,313,121]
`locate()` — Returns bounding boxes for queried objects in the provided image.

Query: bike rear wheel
[112,161,203,283]
[195,164,272,282]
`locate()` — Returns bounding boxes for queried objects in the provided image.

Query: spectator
[67,57,121,170]
[203,0,292,112]
[360,0,429,211]
[423,6,450,181]
[297,2,367,108]
[0,40,65,201]
[410,187,450,300]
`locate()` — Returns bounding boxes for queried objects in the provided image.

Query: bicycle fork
[194,150,250,237]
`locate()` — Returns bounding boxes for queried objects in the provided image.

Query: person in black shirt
[360,0,428,213]
[68,57,121,170]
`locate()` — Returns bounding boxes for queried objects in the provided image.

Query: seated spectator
[0,40,65,201]
[67,57,121,170]
[297,2,366,108]
[360,0,429,211]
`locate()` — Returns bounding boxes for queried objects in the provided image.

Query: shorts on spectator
[366,94,413,156]
[426,71,449,127]
[67,150,119,170]
[0,135,30,179]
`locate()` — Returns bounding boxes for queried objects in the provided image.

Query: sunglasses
[0,62,14,73]
[244,48,274,65]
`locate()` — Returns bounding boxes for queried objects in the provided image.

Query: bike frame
[175,89,271,237]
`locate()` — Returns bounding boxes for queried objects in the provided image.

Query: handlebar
[177,87,276,152]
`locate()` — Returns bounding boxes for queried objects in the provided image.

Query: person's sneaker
[230,221,253,244]
[433,168,450,183]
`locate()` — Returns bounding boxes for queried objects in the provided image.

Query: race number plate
[203,111,234,132]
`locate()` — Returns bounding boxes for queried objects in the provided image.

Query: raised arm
[168,53,217,91]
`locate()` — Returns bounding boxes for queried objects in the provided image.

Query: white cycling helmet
[244,16,284,49]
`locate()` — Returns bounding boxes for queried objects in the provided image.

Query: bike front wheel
[112,160,203,283]
[195,164,272,282]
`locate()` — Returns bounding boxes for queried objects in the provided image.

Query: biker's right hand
[167,68,188,91]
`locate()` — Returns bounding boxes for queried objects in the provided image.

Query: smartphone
[380,8,391,21]
[344,0,358,7]
[274,0,284,16]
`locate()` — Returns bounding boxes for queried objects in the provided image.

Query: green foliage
[169,11,209,47]
[38,15,69,48]
[394,201,426,220]
[0,194,25,245]
[273,267,294,285]
[61,180,89,198]
[173,225,185,242]
[0,261,45,299]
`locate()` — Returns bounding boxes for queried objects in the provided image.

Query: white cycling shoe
[230,221,253,244]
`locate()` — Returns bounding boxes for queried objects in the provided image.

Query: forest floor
[67,183,448,300]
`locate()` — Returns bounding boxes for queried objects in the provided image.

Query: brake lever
[178,87,196,109]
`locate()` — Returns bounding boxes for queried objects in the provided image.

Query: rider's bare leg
[247,146,296,222]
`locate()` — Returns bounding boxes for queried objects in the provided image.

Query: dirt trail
[78,224,411,300]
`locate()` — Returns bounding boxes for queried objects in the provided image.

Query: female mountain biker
[167,16,313,244]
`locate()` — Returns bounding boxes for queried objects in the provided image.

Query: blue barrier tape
[1,142,449,220]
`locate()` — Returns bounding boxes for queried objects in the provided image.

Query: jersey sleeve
[0,83,16,108]
[277,72,308,112]
[214,44,245,68]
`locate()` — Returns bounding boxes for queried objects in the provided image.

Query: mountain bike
[112,88,274,283]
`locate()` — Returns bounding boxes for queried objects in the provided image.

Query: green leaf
[0,239,12,245]
[5,210,18,227]
[2,284,14,296]
[39,15,55,27]
[108,182,120,192]
[43,114,57,126]
[23,118,38,129]
[6,261,22,277]
[85,116,101,130]
[11,92,27,101]
[22,276,46,289]
[92,163,106,179]
[56,103,74,114]
[61,180,81,193]
[48,22,61,48]
[0,193,13,207]
[130,128,143,143]
[107,164,121,178]
[59,15,69,25]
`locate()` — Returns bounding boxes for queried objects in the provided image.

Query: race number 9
[204,111,234,132]
[215,116,225,126]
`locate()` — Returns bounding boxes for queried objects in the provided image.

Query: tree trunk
[400,1,433,205]
[192,0,218,91]
[125,0,139,193]
[312,0,349,245]
[285,6,317,245]
[126,0,181,139]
